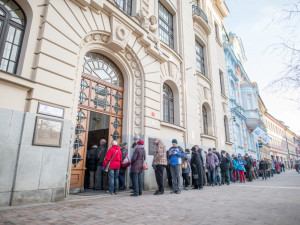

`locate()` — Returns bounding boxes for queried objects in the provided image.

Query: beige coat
[153,138,167,166]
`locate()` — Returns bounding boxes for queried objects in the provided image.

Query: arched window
[0,0,26,74]
[163,83,174,124]
[202,105,208,135]
[82,53,123,87]
[224,116,230,142]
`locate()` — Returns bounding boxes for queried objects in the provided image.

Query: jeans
[170,164,183,192]
[229,169,233,182]
[221,169,230,184]
[119,173,125,187]
[215,166,221,184]
[261,169,267,180]
[207,168,216,185]
[132,173,143,195]
[108,169,119,193]
[155,165,165,193]
[297,167,300,174]
[95,166,106,190]
[89,170,95,188]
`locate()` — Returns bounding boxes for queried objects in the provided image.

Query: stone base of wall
[0,188,65,207]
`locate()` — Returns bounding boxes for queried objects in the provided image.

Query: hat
[208,148,212,151]
[137,140,144,146]
[172,139,178,144]
[221,150,226,153]
[213,148,216,151]
[185,149,190,153]
[191,147,196,152]
[238,153,241,157]
[245,153,249,156]
[120,142,127,148]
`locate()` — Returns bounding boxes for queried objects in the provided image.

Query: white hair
[111,140,118,146]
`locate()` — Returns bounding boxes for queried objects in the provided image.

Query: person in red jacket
[103,140,122,195]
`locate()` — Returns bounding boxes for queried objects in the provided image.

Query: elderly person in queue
[206,148,219,187]
[191,147,204,190]
[153,138,167,195]
[130,140,146,197]
[103,140,122,195]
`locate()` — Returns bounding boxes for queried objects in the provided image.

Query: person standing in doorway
[103,140,122,195]
[86,144,98,189]
[213,148,221,186]
[206,148,219,186]
[119,142,128,190]
[130,140,146,197]
[168,139,184,194]
[153,138,167,195]
[95,139,107,190]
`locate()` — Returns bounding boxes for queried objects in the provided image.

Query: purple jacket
[206,153,219,170]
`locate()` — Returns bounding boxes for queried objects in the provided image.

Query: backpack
[182,160,188,170]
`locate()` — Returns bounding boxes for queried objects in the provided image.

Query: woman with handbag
[119,143,130,190]
[130,140,146,197]
[103,140,122,195]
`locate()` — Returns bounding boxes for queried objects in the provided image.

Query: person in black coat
[259,159,268,180]
[86,145,98,189]
[95,139,107,190]
[244,153,253,182]
[191,147,204,190]
[220,150,231,185]
[119,143,128,190]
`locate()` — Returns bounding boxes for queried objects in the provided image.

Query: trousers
[155,165,165,193]
[170,164,183,192]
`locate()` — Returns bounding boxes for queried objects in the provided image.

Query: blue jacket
[237,158,246,172]
[167,147,184,166]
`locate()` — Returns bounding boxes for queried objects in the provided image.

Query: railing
[192,5,208,25]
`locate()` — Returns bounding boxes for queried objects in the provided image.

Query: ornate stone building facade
[0,0,233,206]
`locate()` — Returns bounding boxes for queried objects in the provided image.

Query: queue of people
[85,138,293,197]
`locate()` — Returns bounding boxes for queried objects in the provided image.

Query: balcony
[214,0,230,18]
[244,109,263,130]
[192,5,211,35]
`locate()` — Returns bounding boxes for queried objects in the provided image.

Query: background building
[224,32,262,159]
[0,0,233,206]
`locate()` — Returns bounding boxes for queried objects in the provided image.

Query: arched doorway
[70,52,124,190]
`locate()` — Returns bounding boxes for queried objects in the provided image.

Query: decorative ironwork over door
[70,53,124,189]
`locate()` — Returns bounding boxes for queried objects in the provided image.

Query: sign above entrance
[37,102,64,118]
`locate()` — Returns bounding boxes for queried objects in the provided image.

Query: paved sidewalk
[1,170,300,225]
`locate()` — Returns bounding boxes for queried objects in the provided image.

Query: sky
[224,0,300,135]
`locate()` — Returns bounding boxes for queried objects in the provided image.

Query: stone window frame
[195,40,206,77]
[219,70,225,95]
[163,83,174,124]
[114,0,132,15]
[0,0,26,74]
[224,115,230,142]
[201,102,213,136]
[158,1,174,49]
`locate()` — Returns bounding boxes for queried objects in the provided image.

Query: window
[246,94,253,110]
[114,0,132,15]
[235,124,242,147]
[224,116,230,142]
[202,105,208,135]
[214,22,219,41]
[158,2,174,49]
[196,41,205,76]
[219,70,225,95]
[163,83,174,124]
[0,0,26,74]
[230,81,235,100]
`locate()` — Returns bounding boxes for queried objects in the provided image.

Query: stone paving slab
[0,170,300,225]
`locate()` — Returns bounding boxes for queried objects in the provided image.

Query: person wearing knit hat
[130,140,146,196]
[167,139,184,194]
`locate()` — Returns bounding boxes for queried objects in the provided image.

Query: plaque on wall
[37,102,64,118]
[148,138,156,155]
[32,117,63,147]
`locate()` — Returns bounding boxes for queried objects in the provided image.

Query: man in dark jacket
[259,159,268,180]
[244,153,253,182]
[95,139,107,190]
[86,145,99,189]
[191,147,204,189]
[220,150,231,185]
[213,148,221,186]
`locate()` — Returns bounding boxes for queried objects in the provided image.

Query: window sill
[216,38,222,47]
[160,42,183,62]
[201,134,217,140]
[161,121,186,132]
[225,141,234,145]
[221,93,228,100]
[196,72,211,86]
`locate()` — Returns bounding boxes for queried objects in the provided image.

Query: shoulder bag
[121,149,131,168]
[104,149,118,172]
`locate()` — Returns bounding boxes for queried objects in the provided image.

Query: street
[1,170,300,225]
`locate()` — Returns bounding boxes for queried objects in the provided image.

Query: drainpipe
[10,112,27,206]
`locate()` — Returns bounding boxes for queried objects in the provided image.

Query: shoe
[120,186,125,190]
[227,183,230,185]
[154,190,160,195]
[212,184,215,187]
[114,192,118,195]
[106,190,110,194]
[176,191,181,194]
[130,194,138,197]
[184,186,191,190]
[219,183,221,186]
[239,181,243,183]
[170,190,175,194]
[139,193,142,196]
[131,190,134,193]
[199,186,203,190]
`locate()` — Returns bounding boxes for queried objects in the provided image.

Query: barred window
[0,0,26,74]
[163,83,174,124]
[196,41,205,76]
[202,105,208,135]
[115,0,132,15]
[224,116,230,142]
[158,2,174,49]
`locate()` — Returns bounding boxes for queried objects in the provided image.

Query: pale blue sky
[224,0,300,135]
